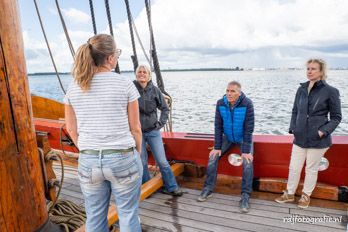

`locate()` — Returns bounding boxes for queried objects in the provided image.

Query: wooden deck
[55,165,347,232]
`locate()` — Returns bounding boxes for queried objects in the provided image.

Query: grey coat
[133,80,169,132]
[289,80,342,148]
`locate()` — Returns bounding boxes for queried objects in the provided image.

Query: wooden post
[0,1,54,231]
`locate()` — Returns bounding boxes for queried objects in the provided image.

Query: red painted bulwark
[34,118,79,153]
[161,132,348,187]
[34,119,348,187]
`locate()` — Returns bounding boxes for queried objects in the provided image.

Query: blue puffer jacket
[214,92,254,153]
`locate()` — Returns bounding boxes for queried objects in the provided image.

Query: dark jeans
[202,137,254,197]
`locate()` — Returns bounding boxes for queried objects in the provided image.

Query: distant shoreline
[27,67,348,76]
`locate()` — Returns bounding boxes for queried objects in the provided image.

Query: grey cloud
[25,48,48,60]
[306,44,348,53]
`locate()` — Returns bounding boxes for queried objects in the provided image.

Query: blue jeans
[78,150,143,232]
[141,129,179,192]
[202,137,254,197]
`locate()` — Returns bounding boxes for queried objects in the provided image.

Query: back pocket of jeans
[78,163,92,184]
[111,160,140,185]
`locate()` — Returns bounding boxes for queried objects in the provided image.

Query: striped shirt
[64,72,140,151]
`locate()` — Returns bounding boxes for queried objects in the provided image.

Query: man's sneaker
[239,196,250,213]
[275,190,295,203]
[162,187,183,197]
[298,193,310,209]
[197,191,213,202]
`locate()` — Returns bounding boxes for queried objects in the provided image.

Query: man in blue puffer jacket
[197,81,255,213]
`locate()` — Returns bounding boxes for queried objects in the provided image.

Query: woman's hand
[318,130,324,138]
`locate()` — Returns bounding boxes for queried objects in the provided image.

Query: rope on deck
[47,199,86,232]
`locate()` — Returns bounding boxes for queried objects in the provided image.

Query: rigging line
[88,0,97,35]
[124,0,138,72]
[130,13,153,70]
[144,0,172,132]
[55,0,75,58]
[144,0,168,96]
[104,0,114,37]
[33,0,66,94]
[148,0,153,69]
[104,0,120,73]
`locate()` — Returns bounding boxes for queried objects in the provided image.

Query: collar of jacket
[133,80,154,92]
[300,80,326,89]
[223,91,245,108]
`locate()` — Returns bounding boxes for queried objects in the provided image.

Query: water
[28,70,348,135]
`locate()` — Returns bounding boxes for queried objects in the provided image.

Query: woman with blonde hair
[64,34,143,232]
[134,64,183,196]
[275,58,342,208]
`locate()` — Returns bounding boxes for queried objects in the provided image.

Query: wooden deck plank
[140,207,240,232]
[144,194,344,231]
[180,190,346,219]
[140,215,208,232]
[54,166,347,232]
[183,188,347,215]
[140,201,300,232]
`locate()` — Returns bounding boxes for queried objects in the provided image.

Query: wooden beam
[75,163,184,231]
[177,174,344,201]
[0,1,49,231]
[31,95,65,120]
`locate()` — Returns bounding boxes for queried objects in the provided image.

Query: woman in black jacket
[275,58,342,208]
[134,64,183,196]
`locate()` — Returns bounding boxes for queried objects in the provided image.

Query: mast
[0,1,60,231]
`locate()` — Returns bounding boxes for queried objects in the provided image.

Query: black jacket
[133,80,169,132]
[290,80,342,148]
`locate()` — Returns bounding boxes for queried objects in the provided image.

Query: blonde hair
[306,58,327,80]
[72,34,116,91]
[135,64,152,81]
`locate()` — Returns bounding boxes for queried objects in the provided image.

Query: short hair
[306,58,327,80]
[227,81,241,91]
[135,64,152,81]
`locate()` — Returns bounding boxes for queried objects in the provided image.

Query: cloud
[62,8,90,24]
[22,0,348,72]
[114,0,348,69]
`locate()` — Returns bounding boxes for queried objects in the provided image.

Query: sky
[18,0,348,73]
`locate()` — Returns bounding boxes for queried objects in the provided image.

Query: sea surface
[28,70,348,135]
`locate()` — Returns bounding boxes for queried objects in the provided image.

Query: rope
[89,0,97,35]
[45,126,86,231]
[47,199,86,232]
[163,94,173,132]
[104,0,120,73]
[55,0,75,58]
[130,13,153,70]
[144,0,166,95]
[144,0,173,131]
[124,0,138,72]
[33,0,66,94]
[48,151,65,212]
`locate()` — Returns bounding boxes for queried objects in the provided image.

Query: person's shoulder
[107,72,134,85]
[216,98,224,106]
[241,93,253,105]
[322,81,339,93]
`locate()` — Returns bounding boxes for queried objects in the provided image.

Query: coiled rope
[47,199,86,232]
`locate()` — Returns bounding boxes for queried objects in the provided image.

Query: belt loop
[99,150,102,166]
